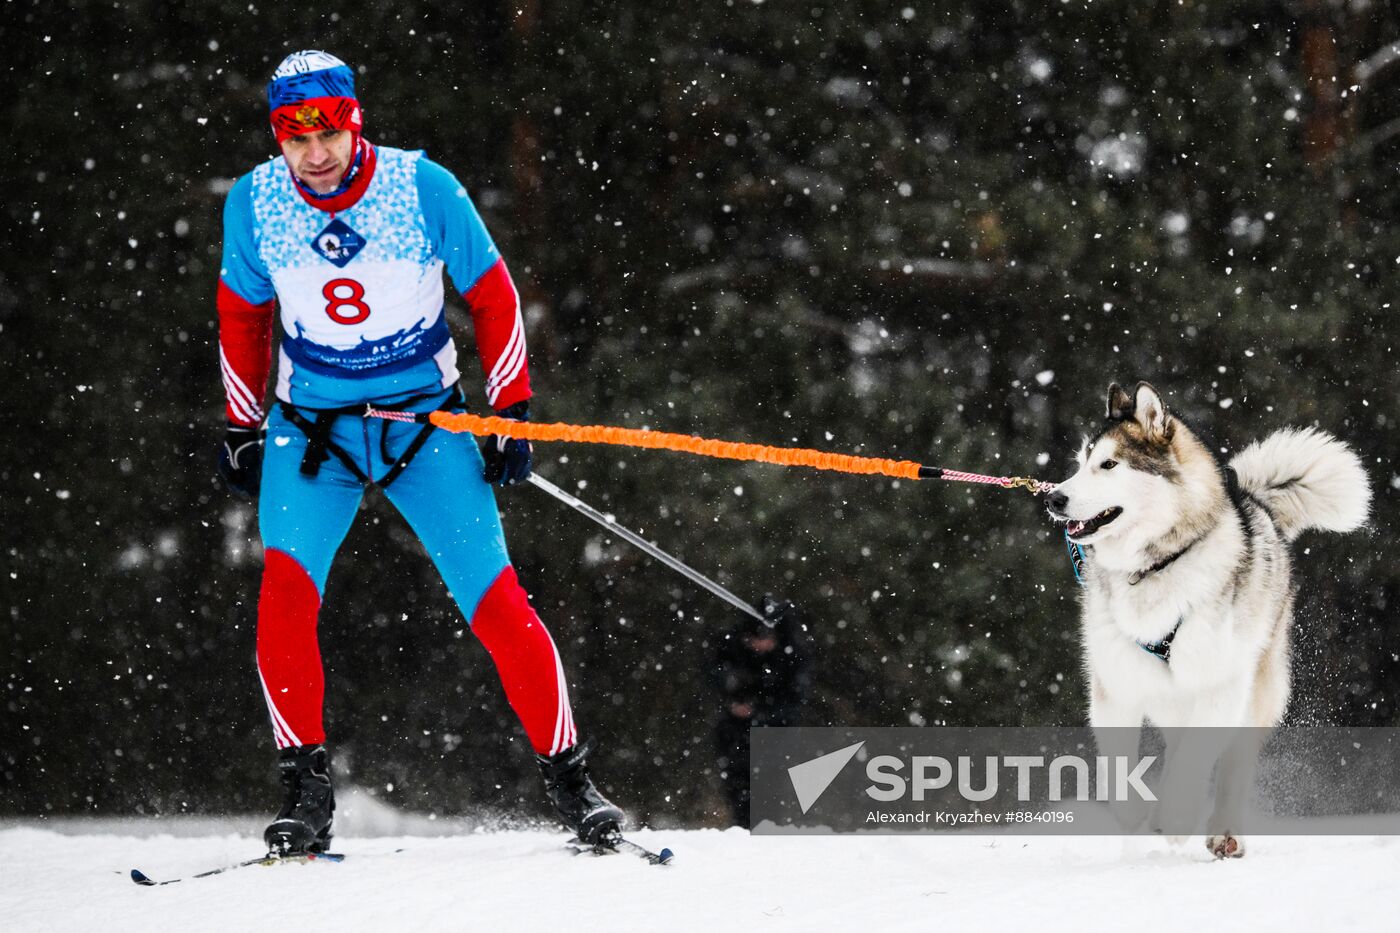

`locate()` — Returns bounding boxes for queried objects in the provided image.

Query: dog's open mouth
[1064,507,1122,539]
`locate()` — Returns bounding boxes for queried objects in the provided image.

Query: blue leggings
[253,390,579,754]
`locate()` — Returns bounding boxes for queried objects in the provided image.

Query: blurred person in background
[709,596,811,826]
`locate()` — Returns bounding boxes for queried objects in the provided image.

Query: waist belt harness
[279,386,465,489]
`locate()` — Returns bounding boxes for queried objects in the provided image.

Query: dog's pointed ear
[1132,381,1170,438]
[1106,383,1135,421]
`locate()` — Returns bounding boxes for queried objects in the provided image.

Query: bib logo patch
[311,218,366,268]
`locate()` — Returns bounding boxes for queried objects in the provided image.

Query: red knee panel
[256,549,325,749]
[471,567,577,756]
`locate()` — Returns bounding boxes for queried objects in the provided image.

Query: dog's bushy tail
[1229,428,1371,541]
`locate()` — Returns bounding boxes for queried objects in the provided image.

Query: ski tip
[657,847,674,865]
[130,868,156,886]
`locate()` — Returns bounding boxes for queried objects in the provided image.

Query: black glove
[217,423,264,500]
[760,594,799,629]
[481,401,532,487]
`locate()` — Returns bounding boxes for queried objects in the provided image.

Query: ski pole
[526,472,767,624]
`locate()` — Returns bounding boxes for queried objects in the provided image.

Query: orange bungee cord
[363,407,1056,496]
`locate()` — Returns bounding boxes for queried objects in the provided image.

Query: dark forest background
[3,1,1399,827]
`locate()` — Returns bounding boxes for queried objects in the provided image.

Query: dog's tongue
[1066,520,1085,536]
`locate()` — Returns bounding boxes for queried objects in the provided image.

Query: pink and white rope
[365,407,420,423]
[938,469,1057,495]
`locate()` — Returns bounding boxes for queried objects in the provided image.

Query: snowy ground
[3,807,1396,932]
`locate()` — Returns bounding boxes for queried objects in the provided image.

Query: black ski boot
[264,744,335,856]
[537,739,625,846]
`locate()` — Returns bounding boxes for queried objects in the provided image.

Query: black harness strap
[1137,617,1183,664]
[281,403,372,483]
[377,410,441,487]
[280,386,463,489]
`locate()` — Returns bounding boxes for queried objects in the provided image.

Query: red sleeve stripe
[217,279,274,427]
[463,259,531,409]
[485,307,526,406]
[220,345,265,423]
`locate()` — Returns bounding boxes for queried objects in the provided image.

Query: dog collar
[1063,535,1194,587]
[1136,617,1183,664]
[1064,529,1201,588]
[1128,541,1196,585]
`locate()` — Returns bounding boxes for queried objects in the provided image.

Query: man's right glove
[217,424,264,500]
[761,594,799,627]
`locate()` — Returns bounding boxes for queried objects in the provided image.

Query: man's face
[279,129,353,194]
[745,633,778,655]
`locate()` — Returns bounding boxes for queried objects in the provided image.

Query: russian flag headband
[267,51,363,142]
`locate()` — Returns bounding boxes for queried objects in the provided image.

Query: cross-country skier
[215,50,624,855]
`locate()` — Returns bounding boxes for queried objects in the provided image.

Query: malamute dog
[1046,382,1370,857]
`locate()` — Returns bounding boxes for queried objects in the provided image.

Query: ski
[130,851,345,886]
[565,832,674,866]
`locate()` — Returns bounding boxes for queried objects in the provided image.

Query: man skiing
[215,50,623,855]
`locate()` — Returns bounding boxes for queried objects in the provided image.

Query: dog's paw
[1206,834,1245,859]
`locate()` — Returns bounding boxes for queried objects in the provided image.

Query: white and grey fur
[1047,381,1370,858]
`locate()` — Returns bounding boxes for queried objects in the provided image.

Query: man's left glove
[217,423,264,500]
[482,401,533,487]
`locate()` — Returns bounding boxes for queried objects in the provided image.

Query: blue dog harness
[1065,532,1184,664]
[1136,618,1182,664]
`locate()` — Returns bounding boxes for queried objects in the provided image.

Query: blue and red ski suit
[217,142,577,756]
